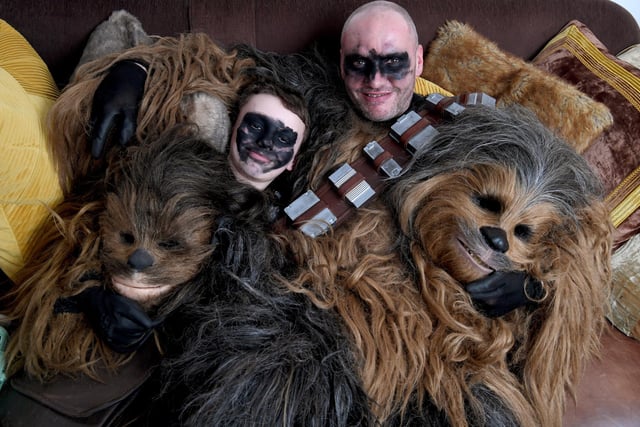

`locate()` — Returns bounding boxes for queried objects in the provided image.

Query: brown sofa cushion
[421,20,613,154]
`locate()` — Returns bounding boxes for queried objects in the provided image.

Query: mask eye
[119,232,135,245]
[514,224,532,241]
[158,239,181,250]
[345,55,368,70]
[474,195,502,214]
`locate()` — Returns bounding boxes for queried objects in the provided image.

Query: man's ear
[339,49,346,79]
[415,44,424,76]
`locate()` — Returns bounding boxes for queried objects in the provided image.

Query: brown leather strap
[285,93,495,237]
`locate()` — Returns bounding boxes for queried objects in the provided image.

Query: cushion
[618,44,640,66]
[0,20,62,282]
[532,20,640,250]
[610,232,640,339]
[414,76,453,97]
[422,20,613,154]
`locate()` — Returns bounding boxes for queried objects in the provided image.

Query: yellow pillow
[0,20,62,282]
[414,76,453,97]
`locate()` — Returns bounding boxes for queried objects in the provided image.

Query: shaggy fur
[153,204,372,426]
[280,105,612,426]
[1,128,253,381]
[48,32,254,194]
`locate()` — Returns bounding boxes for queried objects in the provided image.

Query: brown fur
[47,32,254,194]
[279,105,612,426]
[2,130,226,381]
[422,21,613,153]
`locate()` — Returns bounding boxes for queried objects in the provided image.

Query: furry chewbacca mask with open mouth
[382,105,612,426]
[2,126,266,382]
[281,104,611,427]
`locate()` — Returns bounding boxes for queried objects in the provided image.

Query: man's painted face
[228,93,305,191]
[340,10,423,122]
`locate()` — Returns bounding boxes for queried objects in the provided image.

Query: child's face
[228,93,305,191]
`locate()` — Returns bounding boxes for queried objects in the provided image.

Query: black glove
[54,286,162,353]
[89,59,148,158]
[465,271,547,318]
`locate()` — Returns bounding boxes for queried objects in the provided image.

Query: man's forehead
[342,25,414,56]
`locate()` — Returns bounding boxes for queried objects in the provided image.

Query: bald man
[340,1,424,122]
[338,1,544,318]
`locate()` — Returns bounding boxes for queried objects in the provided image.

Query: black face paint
[343,50,411,81]
[236,112,298,172]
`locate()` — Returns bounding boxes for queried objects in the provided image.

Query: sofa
[1,0,640,425]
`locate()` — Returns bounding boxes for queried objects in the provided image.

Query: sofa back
[2,0,639,87]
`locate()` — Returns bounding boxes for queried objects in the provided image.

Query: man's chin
[356,98,394,121]
[362,106,396,122]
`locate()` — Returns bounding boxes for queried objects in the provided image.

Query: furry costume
[280,105,612,426]
[48,31,254,194]
[3,30,371,424]
[27,26,610,424]
[1,127,245,381]
[153,198,372,426]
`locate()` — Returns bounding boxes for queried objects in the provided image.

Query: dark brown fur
[2,128,251,381]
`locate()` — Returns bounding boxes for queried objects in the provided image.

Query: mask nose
[128,248,154,271]
[480,226,509,253]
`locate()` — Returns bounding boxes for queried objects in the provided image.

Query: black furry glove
[465,271,547,318]
[54,286,162,353]
[89,59,148,158]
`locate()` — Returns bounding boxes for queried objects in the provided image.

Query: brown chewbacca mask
[281,105,611,426]
[2,127,267,381]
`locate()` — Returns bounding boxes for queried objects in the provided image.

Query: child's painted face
[235,111,298,172]
[228,93,306,191]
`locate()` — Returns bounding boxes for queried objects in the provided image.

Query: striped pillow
[534,20,640,250]
[0,19,61,281]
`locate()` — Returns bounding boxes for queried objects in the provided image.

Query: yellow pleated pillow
[414,76,453,97]
[0,19,62,282]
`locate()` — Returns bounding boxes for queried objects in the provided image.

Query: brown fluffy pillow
[422,20,613,154]
[533,20,640,250]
